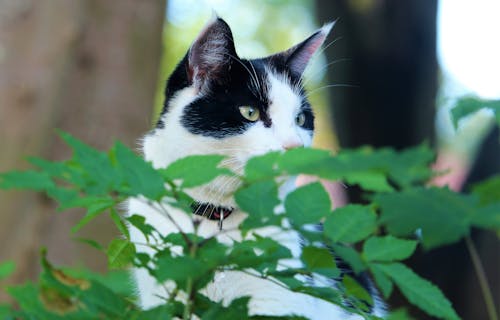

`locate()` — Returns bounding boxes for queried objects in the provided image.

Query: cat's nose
[282,140,303,150]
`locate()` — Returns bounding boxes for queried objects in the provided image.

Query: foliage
[0,130,499,320]
[450,96,500,129]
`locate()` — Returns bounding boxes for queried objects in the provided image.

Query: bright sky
[438,0,500,99]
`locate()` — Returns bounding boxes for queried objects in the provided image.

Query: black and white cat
[128,16,385,319]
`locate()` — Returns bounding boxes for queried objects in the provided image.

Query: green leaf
[60,131,121,195]
[301,246,338,278]
[107,239,136,269]
[201,297,250,320]
[69,196,117,233]
[112,142,166,199]
[244,152,280,182]
[301,246,336,269]
[451,96,500,128]
[127,214,155,241]
[285,182,331,226]
[0,261,15,280]
[72,238,104,251]
[134,304,174,320]
[235,180,280,229]
[278,148,332,177]
[344,172,393,192]
[472,174,500,205]
[376,187,473,249]
[376,262,460,320]
[161,155,231,188]
[0,304,13,319]
[324,205,377,243]
[155,255,207,283]
[369,264,393,298]
[229,237,291,271]
[387,308,416,320]
[331,244,366,274]
[471,203,500,231]
[342,275,373,306]
[0,171,54,190]
[362,236,417,262]
[110,208,130,239]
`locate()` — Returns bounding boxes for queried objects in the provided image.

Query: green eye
[239,106,260,122]
[296,112,306,126]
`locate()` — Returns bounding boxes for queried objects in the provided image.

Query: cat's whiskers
[302,58,351,87]
[304,83,358,98]
[247,60,264,98]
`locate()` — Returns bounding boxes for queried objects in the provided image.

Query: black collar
[191,203,234,221]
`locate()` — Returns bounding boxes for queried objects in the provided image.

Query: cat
[128,16,386,319]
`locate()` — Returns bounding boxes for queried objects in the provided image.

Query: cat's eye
[295,112,306,127]
[239,106,260,122]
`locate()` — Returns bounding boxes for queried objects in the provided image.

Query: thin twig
[465,235,498,320]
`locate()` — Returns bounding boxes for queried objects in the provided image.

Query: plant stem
[465,235,498,320]
[183,240,198,320]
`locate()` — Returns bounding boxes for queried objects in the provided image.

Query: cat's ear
[270,22,335,77]
[187,16,237,89]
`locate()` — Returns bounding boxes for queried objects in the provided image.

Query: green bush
[0,101,499,320]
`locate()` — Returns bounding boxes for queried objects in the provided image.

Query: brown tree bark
[0,0,165,297]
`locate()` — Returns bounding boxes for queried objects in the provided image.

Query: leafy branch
[0,128,498,319]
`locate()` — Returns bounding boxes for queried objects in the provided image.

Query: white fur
[128,69,385,319]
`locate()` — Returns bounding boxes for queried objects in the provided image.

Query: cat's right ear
[187,17,237,90]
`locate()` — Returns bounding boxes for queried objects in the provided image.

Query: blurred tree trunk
[315,1,499,319]
[0,0,165,297]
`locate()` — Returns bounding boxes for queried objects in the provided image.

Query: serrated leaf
[376,187,472,249]
[285,182,331,226]
[244,152,280,182]
[376,263,460,320]
[60,131,121,195]
[363,236,417,262]
[344,172,393,192]
[155,255,207,283]
[110,208,129,239]
[107,239,135,269]
[73,238,104,251]
[324,205,377,243]
[369,264,393,298]
[235,180,280,229]
[112,142,166,199]
[0,261,15,280]
[278,148,332,177]
[202,297,250,320]
[301,246,336,269]
[301,246,338,278]
[161,155,231,188]
[331,244,366,274]
[126,214,155,241]
[342,275,373,306]
[70,197,117,233]
[0,171,54,190]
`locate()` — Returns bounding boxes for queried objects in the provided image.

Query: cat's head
[144,17,332,204]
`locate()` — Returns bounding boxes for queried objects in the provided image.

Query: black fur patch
[158,55,314,138]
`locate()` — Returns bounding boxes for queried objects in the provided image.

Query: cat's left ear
[270,22,335,77]
[187,16,238,90]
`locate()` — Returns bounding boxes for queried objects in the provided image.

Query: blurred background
[0,0,498,318]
